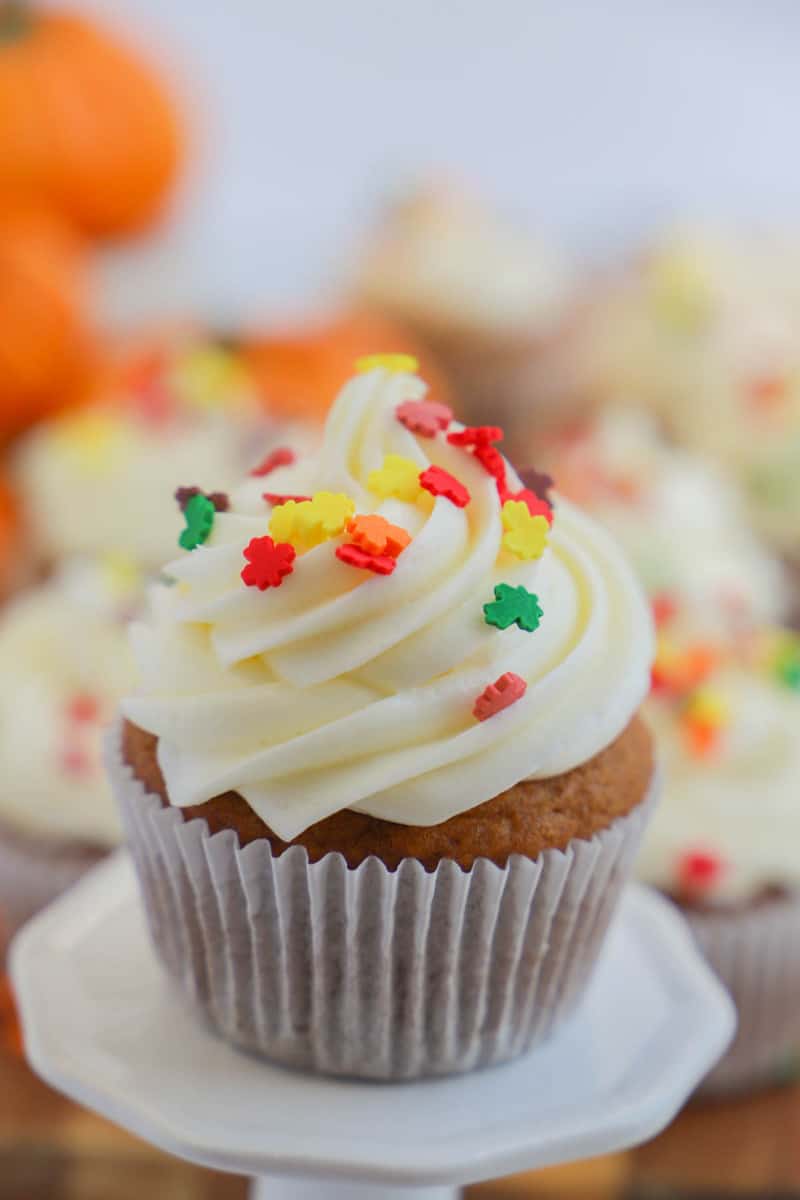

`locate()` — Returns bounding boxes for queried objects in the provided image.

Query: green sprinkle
[179,493,216,551]
[483,583,543,633]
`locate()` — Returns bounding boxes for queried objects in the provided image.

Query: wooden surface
[2,977,800,1199]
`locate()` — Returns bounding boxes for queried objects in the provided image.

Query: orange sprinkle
[347,513,411,558]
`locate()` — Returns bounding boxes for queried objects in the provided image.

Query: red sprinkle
[60,746,93,776]
[336,543,397,575]
[250,447,297,477]
[501,487,553,524]
[474,442,507,491]
[262,492,312,506]
[473,672,527,721]
[447,425,503,447]
[396,399,453,437]
[677,850,724,895]
[66,694,101,724]
[651,592,678,629]
[241,536,296,590]
[419,465,471,507]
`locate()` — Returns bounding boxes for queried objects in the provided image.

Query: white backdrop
[68,0,800,329]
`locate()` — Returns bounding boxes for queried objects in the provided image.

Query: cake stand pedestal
[11,853,734,1200]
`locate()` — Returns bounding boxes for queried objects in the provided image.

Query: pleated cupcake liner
[684,893,800,1096]
[108,722,659,1081]
[0,818,108,951]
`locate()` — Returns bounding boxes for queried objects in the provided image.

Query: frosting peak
[123,366,653,840]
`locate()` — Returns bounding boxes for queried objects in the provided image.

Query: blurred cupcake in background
[356,183,579,452]
[574,228,800,603]
[13,328,317,574]
[544,409,800,1093]
[0,555,141,936]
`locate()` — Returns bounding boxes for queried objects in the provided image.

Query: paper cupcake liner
[108,724,658,1081]
[0,818,107,949]
[683,893,800,1096]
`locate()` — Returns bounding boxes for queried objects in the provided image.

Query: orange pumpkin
[0,209,95,439]
[243,312,451,423]
[0,4,182,236]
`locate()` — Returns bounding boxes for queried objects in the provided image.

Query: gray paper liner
[107,724,658,1080]
[684,894,800,1096]
[0,819,107,947]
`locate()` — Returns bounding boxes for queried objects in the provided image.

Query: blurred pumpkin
[243,312,450,423]
[0,3,182,237]
[0,209,95,439]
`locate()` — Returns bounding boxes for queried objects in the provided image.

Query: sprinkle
[747,373,788,414]
[263,492,312,506]
[172,344,251,411]
[473,442,507,492]
[396,399,453,437]
[66,694,101,724]
[241,536,296,590]
[270,492,355,551]
[516,467,555,505]
[677,850,724,895]
[473,673,527,721]
[651,640,718,696]
[347,514,411,558]
[651,592,678,629]
[501,500,549,560]
[336,543,396,575]
[368,455,424,503]
[179,493,216,551]
[355,352,418,375]
[60,746,94,777]
[773,635,800,692]
[500,487,553,524]
[250,447,297,477]
[447,426,504,447]
[175,486,229,513]
[681,688,729,758]
[419,465,471,507]
[483,583,543,632]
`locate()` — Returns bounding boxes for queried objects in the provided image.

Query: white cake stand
[11,852,734,1200]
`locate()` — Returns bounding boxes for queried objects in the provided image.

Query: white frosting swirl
[123,367,653,840]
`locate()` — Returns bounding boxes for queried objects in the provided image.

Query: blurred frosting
[637,624,800,902]
[123,363,653,841]
[580,228,800,557]
[543,410,789,634]
[358,185,575,337]
[0,558,141,845]
[14,335,314,570]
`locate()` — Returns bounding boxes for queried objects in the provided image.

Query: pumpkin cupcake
[111,356,656,1080]
[544,410,800,1092]
[356,185,580,453]
[13,330,316,574]
[0,557,140,937]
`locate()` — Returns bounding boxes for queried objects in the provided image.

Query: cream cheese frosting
[637,629,800,902]
[122,364,653,841]
[358,186,575,337]
[0,558,140,845]
[14,336,315,570]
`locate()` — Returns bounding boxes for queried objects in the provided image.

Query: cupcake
[13,330,316,574]
[356,185,579,453]
[0,556,140,935]
[642,621,800,1094]
[575,229,800,597]
[111,355,656,1080]
[544,410,800,1092]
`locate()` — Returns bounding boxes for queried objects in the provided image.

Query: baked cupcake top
[581,229,800,555]
[543,411,789,635]
[123,358,653,841]
[358,186,575,339]
[0,557,140,845]
[14,333,314,570]
[638,614,800,904]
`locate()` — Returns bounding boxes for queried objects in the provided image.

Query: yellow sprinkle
[269,492,355,551]
[684,688,730,728]
[368,454,423,503]
[171,345,252,412]
[355,353,419,375]
[501,500,549,561]
[53,410,124,475]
